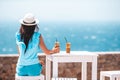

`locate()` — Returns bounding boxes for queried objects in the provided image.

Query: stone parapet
[0,52,120,80]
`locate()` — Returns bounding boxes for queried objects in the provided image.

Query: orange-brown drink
[54,42,60,53]
[66,42,70,53]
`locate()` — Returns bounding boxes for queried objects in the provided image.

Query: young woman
[15,13,59,76]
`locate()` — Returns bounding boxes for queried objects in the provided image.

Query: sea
[0,20,120,54]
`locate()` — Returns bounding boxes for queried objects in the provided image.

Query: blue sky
[0,0,120,22]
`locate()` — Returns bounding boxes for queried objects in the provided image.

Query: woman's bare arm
[39,35,60,55]
[39,35,54,54]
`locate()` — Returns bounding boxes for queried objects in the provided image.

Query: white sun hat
[19,13,39,26]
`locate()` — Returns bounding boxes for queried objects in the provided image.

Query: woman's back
[16,31,41,66]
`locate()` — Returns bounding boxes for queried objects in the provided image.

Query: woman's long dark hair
[19,24,39,53]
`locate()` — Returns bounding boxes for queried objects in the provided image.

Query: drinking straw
[64,37,68,43]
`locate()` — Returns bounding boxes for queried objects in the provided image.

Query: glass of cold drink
[66,42,70,53]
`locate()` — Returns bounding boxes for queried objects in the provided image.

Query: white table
[46,51,98,80]
[100,71,120,80]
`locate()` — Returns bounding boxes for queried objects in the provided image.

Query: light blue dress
[15,31,42,76]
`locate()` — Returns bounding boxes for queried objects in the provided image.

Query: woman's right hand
[51,46,60,54]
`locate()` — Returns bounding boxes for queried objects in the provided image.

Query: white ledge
[0,51,120,57]
[0,53,46,57]
[92,51,120,54]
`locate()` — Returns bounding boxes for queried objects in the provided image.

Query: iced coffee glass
[55,42,59,47]
[66,42,70,53]
[54,42,60,53]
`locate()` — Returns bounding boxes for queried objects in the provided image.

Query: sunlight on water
[2,48,6,52]
[91,35,96,40]
[0,21,120,54]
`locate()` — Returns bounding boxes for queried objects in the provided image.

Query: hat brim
[19,19,39,26]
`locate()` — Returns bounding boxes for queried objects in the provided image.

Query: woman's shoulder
[15,31,21,42]
[34,31,41,37]
[34,31,40,34]
[15,31,20,37]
